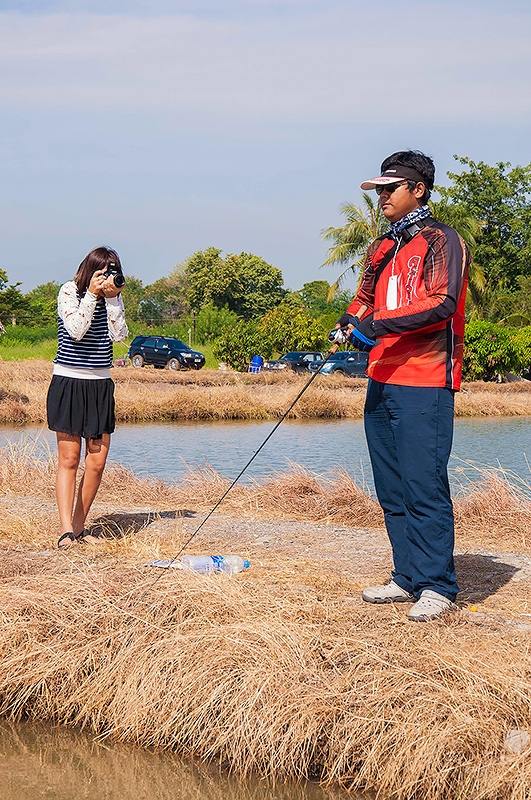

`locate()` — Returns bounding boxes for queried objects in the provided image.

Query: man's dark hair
[381,150,435,203]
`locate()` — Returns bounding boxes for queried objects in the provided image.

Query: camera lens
[113,273,125,288]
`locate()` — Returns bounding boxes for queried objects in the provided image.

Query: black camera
[104,261,125,288]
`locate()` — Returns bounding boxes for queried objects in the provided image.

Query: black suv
[128,336,206,370]
[308,350,368,377]
[263,351,324,373]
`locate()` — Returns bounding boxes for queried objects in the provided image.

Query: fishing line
[143,346,340,593]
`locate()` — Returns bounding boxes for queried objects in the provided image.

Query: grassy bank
[0,445,530,799]
[1,361,530,424]
[1,442,529,554]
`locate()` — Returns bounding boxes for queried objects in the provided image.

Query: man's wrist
[337,312,357,328]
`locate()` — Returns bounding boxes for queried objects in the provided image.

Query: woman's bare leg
[72,434,111,535]
[56,433,82,543]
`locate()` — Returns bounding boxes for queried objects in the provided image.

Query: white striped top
[54,281,128,371]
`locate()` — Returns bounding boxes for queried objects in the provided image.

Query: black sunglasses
[375,180,408,196]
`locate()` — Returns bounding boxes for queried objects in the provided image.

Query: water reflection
[0,720,349,800]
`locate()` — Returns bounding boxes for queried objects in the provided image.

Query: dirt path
[3,492,530,629]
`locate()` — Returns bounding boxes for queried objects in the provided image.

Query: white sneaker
[362,580,415,604]
[408,590,456,622]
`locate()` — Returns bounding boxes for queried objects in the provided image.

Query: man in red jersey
[336,150,469,621]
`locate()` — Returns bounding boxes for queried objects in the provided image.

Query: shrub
[213,320,272,371]
[193,304,240,345]
[258,296,325,354]
[463,320,518,381]
[510,325,531,379]
[0,324,56,345]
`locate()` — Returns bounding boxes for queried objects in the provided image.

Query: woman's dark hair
[74,247,122,295]
[380,150,435,203]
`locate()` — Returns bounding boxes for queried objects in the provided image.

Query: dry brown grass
[0,444,530,798]
[0,443,529,554]
[0,556,529,800]
[1,360,529,423]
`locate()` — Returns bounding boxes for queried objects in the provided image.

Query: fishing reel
[328,327,350,345]
[328,318,376,353]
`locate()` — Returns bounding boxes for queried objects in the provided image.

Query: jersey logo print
[405,255,421,305]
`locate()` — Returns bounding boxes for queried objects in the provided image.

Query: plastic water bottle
[179,555,251,575]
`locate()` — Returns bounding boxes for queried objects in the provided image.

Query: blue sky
[1,0,530,292]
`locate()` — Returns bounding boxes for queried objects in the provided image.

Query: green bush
[258,296,325,354]
[510,326,531,378]
[213,320,272,371]
[463,320,519,381]
[0,324,56,344]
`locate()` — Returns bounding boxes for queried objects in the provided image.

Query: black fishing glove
[336,312,358,329]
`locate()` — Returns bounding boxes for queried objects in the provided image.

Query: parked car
[128,336,206,370]
[308,350,368,377]
[263,351,324,373]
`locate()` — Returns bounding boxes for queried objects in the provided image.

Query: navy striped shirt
[55,294,113,369]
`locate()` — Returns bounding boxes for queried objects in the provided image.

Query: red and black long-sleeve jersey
[346,220,469,389]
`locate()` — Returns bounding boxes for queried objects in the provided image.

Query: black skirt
[46,375,116,439]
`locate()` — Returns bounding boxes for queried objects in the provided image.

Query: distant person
[335,150,469,621]
[46,247,128,548]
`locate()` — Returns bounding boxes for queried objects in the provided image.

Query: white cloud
[0,3,530,123]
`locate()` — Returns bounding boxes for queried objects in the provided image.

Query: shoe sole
[362,595,415,604]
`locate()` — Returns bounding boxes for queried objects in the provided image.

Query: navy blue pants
[364,380,458,601]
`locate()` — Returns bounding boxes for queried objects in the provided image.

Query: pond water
[0,720,350,800]
[0,417,529,492]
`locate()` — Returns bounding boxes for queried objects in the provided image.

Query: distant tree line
[1,155,529,379]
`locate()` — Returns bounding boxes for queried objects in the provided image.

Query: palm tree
[429,200,486,316]
[321,193,387,296]
[322,195,485,314]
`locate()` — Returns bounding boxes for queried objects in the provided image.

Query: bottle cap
[243,559,251,570]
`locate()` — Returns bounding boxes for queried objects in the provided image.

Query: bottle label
[211,555,224,571]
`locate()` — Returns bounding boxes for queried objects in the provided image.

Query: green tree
[511,326,531,378]
[297,280,331,313]
[321,194,386,293]
[212,319,271,371]
[296,280,351,316]
[463,320,519,381]
[259,295,324,354]
[24,281,60,324]
[194,303,240,344]
[503,276,531,325]
[0,269,31,327]
[121,276,145,321]
[138,272,189,325]
[438,156,531,296]
[183,248,285,319]
[182,248,224,314]
[429,199,485,314]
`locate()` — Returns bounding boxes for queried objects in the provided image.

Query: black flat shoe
[57,531,77,548]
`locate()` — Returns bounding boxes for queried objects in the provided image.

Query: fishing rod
[145,342,344,590]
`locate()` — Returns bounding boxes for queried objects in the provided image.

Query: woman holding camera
[47,246,128,548]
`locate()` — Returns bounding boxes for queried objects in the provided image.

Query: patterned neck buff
[390,204,431,240]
